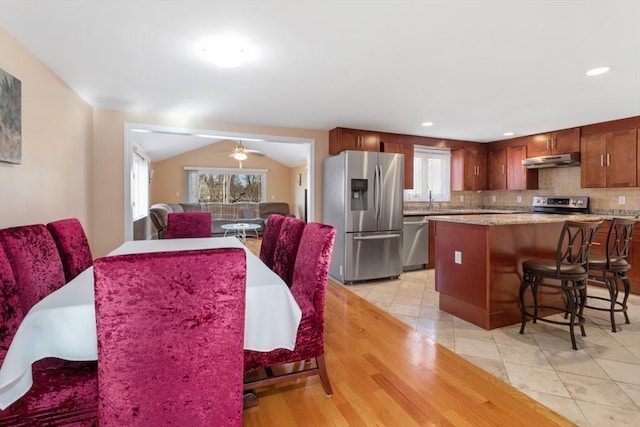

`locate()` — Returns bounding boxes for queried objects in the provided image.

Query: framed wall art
[0,68,22,164]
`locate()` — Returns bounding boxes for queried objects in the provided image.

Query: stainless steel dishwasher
[402,216,429,271]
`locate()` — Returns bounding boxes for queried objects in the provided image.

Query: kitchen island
[430,213,605,329]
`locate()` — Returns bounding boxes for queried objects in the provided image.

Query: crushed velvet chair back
[47,218,93,282]
[0,245,24,362]
[94,248,247,426]
[0,224,66,314]
[271,217,306,287]
[165,212,211,239]
[259,214,285,269]
[244,222,336,396]
[0,244,98,425]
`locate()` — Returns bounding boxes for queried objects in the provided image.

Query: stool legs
[520,273,586,350]
[586,273,630,333]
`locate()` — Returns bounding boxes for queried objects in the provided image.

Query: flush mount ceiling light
[200,35,251,68]
[585,66,611,76]
[421,122,434,127]
[503,132,515,136]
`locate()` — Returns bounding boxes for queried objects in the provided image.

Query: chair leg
[563,283,578,351]
[519,274,530,335]
[316,355,333,397]
[621,277,631,325]
[606,277,618,333]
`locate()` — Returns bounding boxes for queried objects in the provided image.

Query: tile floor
[342,269,640,427]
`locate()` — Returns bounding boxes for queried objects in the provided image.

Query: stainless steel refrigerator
[323,150,404,283]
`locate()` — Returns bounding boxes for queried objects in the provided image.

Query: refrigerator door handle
[353,234,402,241]
[374,164,382,220]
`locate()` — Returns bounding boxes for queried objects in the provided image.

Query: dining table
[0,237,302,410]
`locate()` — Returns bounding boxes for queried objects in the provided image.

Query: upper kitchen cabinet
[527,128,580,157]
[506,145,538,190]
[381,139,414,189]
[329,127,380,154]
[487,148,507,190]
[451,148,487,191]
[581,128,638,188]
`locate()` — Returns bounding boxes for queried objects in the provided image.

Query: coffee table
[221,223,261,242]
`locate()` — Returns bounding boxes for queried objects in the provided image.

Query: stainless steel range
[532,196,589,215]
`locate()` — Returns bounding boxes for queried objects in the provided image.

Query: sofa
[149,202,292,239]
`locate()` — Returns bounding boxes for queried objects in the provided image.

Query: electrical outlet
[618,196,626,205]
[454,251,462,264]
[516,195,522,203]
[491,195,497,203]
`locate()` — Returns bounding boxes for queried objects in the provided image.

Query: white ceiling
[1,1,639,164]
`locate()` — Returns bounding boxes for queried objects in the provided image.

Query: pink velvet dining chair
[271,216,306,287]
[0,244,98,426]
[259,213,285,269]
[165,212,212,239]
[244,222,336,397]
[93,247,247,426]
[47,218,93,282]
[0,224,67,313]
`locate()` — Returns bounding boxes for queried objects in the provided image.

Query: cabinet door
[329,128,380,154]
[488,149,506,190]
[552,128,580,154]
[581,129,637,188]
[451,149,486,191]
[607,129,637,187]
[528,128,580,156]
[527,133,553,157]
[580,133,607,188]
[472,151,487,191]
[507,145,538,190]
[381,141,414,189]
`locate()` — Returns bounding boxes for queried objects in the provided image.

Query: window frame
[184,167,268,203]
[131,151,150,221]
[404,147,451,202]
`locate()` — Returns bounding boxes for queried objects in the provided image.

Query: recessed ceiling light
[503,132,515,136]
[200,35,251,68]
[585,66,610,76]
[421,122,434,127]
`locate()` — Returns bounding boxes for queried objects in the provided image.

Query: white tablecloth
[0,237,301,409]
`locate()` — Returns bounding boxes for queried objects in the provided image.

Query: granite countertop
[403,209,524,216]
[427,213,621,226]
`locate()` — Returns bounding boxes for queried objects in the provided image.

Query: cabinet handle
[552,138,556,150]
[606,153,610,167]
[547,139,550,150]
[502,165,505,175]
[600,154,604,167]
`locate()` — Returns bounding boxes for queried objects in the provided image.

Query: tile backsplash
[404,166,639,214]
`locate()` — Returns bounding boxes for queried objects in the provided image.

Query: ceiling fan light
[233,152,248,161]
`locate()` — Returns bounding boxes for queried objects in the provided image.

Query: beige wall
[0,28,93,240]
[150,140,296,207]
[92,109,328,257]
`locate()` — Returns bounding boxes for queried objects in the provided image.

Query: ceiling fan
[230,141,264,167]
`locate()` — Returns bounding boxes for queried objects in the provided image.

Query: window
[131,151,150,220]
[404,147,451,202]
[185,168,267,203]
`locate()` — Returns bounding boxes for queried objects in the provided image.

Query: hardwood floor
[242,275,574,426]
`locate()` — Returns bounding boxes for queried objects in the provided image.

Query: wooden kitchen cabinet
[487,149,507,190]
[580,128,637,188]
[527,127,580,157]
[507,145,538,190]
[451,149,487,191]
[329,127,380,154]
[381,140,414,189]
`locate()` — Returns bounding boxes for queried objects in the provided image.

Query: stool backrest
[604,218,636,268]
[557,220,602,272]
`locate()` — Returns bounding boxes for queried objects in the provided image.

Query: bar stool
[585,218,636,332]
[519,220,602,350]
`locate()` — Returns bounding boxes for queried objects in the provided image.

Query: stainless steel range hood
[521,152,580,169]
